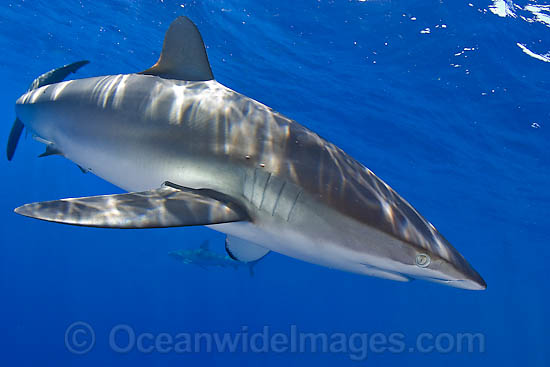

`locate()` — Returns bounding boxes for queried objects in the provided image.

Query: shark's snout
[446,261,486,290]
[417,251,486,290]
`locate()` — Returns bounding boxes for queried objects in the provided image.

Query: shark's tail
[7,60,89,161]
[6,119,24,161]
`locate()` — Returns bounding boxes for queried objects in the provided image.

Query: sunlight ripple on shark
[8,17,486,290]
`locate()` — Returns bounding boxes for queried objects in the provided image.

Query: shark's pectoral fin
[225,236,270,263]
[139,16,214,81]
[14,185,249,229]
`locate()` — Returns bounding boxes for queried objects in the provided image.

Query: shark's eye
[415,253,431,268]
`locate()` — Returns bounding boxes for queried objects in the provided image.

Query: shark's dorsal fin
[139,16,214,81]
[200,240,209,250]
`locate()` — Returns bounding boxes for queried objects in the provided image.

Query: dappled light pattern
[14,186,246,228]
[17,74,468,267]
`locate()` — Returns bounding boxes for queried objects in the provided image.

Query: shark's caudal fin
[139,16,214,81]
[26,60,90,92]
[6,118,24,161]
[14,183,249,228]
[6,60,89,161]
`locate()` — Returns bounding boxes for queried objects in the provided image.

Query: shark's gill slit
[271,181,286,217]
[258,172,272,210]
[287,189,302,222]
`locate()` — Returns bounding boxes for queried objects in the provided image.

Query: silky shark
[169,240,260,276]
[8,17,486,290]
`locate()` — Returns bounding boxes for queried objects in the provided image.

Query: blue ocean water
[0,0,548,365]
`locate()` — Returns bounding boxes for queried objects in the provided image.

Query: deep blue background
[0,0,548,365]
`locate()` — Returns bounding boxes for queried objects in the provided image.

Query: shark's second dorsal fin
[139,16,214,81]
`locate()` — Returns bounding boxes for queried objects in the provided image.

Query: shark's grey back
[18,70,469,270]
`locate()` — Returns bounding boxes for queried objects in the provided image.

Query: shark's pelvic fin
[139,16,214,81]
[38,144,63,158]
[14,185,248,228]
[225,236,270,263]
[7,60,89,161]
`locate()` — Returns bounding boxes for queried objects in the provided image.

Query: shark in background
[169,240,261,276]
[7,17,486,290]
